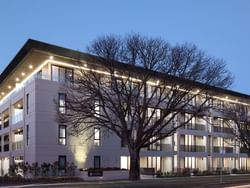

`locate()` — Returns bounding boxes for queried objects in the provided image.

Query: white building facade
[0,39,249,176]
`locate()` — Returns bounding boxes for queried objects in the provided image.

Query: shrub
[9,164,18,176]
[41,163,50,176]
[31,162,40,177]
[182,168,191,176]
[18,162,29,177]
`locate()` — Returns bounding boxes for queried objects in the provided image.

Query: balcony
[179,145,206,152]
[183,123,206,131]
[213,146,234,153]
[240,147,249,154]
[148,143,172,151]
[213,126,233,134]
[161,144,172,151]
[12,141,23,151]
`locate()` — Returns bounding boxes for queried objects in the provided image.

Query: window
[58,155,66,176]
[26,94,29,114]
[148,136,161,151]
[184,113,195,129]
[3,115,9,128]
[58,93,66,114]
[120,156,129,169]
[59,125,66,145]
[147,108,161,124]
[26,125,30,145]
[52,65,73,83]
[147,85,161,98]
[94,156,101,169]
[94,128,101,146]
[94,100,100,117]
[3,135,9,152]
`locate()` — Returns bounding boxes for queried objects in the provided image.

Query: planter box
[78,170,129,181]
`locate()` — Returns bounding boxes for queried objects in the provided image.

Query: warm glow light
[1,92,5,95]
[1,57,249,107]
[16,78,20,82]
[225,96,228,99]
[50,56,54,60]
[17,104,21,108]
[21,72,25,76]
[8,85,11,89]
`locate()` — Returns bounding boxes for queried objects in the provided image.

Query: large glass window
[58,93,66,114]
[52,65,73,83]
[59,125,66,145]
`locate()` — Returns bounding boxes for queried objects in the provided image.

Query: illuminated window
[52,65,73,83]
[58,125,66,145]
[94,100,100,117]
[94,128,101,146]
[58,93,66,114]
[120,156,129,169]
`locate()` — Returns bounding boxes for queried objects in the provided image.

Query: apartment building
[0,39,249,176]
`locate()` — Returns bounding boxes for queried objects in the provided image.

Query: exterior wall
[0,58,250,176]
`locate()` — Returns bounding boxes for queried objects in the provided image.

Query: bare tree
[223,103,250,156]
[58,34,233,180]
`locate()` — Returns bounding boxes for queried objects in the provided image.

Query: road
[6,175,250,188]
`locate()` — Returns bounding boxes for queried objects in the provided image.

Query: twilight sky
[0,0,250,94]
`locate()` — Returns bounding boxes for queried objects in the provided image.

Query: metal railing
[182,123,206,131]
[213,126,233,134]
[213,146,234,153]
[148,143,172,151]
[179,145,206,152]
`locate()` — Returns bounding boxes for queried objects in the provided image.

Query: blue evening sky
[0,0,250,93]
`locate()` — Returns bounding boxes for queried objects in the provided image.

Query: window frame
[94,127,101,146]
[58,155,67,176]
[58,125,67,145]
[58,93,66,114]
[94,156,101,169]
[51,65,74,83]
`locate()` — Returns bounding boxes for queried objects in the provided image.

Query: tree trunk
[129,149,140,180]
